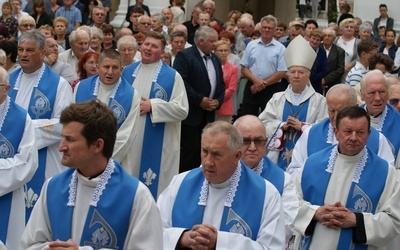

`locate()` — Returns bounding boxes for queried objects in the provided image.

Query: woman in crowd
[102,24,117,50]
[214,40,238,123]
[334,18,359,80]
[90,26,103,54]
[82,0,100,26]
[358,22,373,41]
[0,2,17,41]
[117,35,138,67]
[32,0,52,28]
[227,10,241,24]
[53,16,70,50]
[309,29,328,94]
[378,28,399,74]
[70,51,99,90]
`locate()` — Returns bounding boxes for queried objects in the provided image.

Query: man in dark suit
[173,26,225,173]
[321,28,345,93]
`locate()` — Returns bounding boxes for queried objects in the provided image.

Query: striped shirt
[55,6,82,34]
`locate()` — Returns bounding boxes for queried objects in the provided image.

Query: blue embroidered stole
[278,99,310,170]
[0,98,26,244]
[172,166,265,240]
[307,119,379,156]
[122,61,175,198]
[300,146,388,250]
[9,65,60,221]
[47,160,138,249]
[260,156,284,195]
[75,75,134,128]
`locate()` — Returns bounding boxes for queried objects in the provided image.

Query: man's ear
[93,138,104,153]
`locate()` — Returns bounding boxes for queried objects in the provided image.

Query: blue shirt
[240,38,287,80]
[55,6,82,34]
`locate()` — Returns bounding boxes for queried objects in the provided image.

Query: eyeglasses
[243,138,268,147]
[215,49,229,53]
[21,24,35,28]
[172,40,185,45]
[389,98,399,106]
[139,22,151,26]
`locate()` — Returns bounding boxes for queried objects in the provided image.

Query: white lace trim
[198,163,242,208]
[0,97,10,131]
[93,77,122,99]
[13,64,45,90]
[325,146,367,183]
[67,159,115,207]
[253,158,264,175]
[132,61,163,83]
[376,106,388,132]
[327,123,335,143]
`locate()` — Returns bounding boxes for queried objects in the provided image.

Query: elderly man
[16,15,35,42]
[173,26,225,172]
[287,84,395,176]
[158,121,285,249]
[183,4,202,45]
[294,106,400,249]
[121,31,188,198]
[321,28,345,91]
[234,115,298,245]
[388,84,400,112]
[259,35,327,171]
[170,30,187,65]
[117,35,137,67]
[241,15,287,116]
[21,101,163,250]
[45,37,75,83]
[360,70,400,167]
[137,15,152,35]
[9,30,72,220]
[203,0,222,27]
[58,29,90,79]
[91,6,106,29]
[280,21,304,47]
[236,16,255,53]
[151,13,168,40]
[0,67,37,250]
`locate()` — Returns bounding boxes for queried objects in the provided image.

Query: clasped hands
[282,116,302,131]
[314,202,357,229]
[180,224,217,250]
[200,97,219,111]
[250,79,268,94]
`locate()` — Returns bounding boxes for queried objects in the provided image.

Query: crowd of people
[1,0,400,249]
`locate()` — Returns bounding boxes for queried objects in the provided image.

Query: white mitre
[284,35,317,70]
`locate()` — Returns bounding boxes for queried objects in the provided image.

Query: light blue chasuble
[47,160,138,249]
[0,97,27,244]
[9,64,60,221]
[361,104,400,160]
[172,164,266,240]
[300,145,388,250]
[307,118,379,156]
[122,61,175,198]
[279,99,310,170]
[243,155,285,195]
[75,75,134,128]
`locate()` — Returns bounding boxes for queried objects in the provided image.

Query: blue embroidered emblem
[30,89,51,119]
[0,134,13,158]
[84,209,118,249]
[226,208,252,238]
[153,82,168,101]
[109,99,126,126]
[351,185,372,213]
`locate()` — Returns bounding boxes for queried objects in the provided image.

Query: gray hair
[90,26,103,41]
[260,15,278,28]
[170,30,187,42]
[69,29,90,43]
[77,26,92,40]
[323,27,336,37]
[117,35,138,51]
[18,15,35,25]
[19,30,46,50]
[0,66,9,85]
[203,0,215,8]
[203,121,243,153]
[239,16,254,27]
[360,69,391,91]
[359,22,372,32]
[326,83,357,105]
[194,26,217,45]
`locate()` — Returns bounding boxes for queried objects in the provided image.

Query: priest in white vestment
[287,84,395,176]
[259,35,327,171]
[9,30,73,219]
[158,121,286,250]
[233,115,299,245]
[119,31,188,198]
[73,49,140,184]
[294,106,400,249]
[0,68,37,250]
[21,101,163,250]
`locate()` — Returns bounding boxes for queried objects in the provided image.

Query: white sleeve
[150,72,189,123]
[282,173,299,242]
[124,182,163,250]
[377,132,395,166]
[33,77,73,150]
[286,127,310,176]
[216,181,286,250]
[0,114,38,196]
